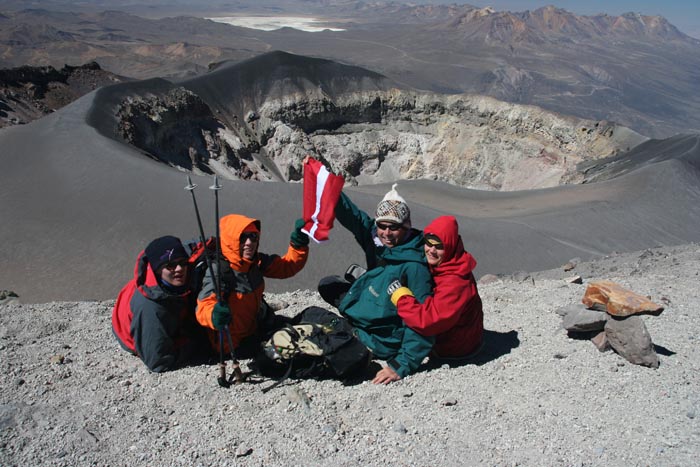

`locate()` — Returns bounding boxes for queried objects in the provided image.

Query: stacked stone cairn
[557,280,664,368]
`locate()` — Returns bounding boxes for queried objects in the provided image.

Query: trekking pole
[218,331,227,387]
[185,176,230,388]
[210,175,245,385]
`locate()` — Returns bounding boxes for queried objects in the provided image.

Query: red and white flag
[302,157,344,243]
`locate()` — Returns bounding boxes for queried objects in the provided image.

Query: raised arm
[261,218,309,279]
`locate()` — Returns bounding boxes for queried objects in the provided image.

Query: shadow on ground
[653,343,676,357]
[425,329,521,370]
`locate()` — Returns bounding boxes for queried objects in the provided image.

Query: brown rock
[591,330,611,352]
[563,261,576,272]
[582,280,664,317]
[604,315,659,368]
[50,354,65,365]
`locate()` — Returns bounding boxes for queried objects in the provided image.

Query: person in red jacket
[112,236,210,372]
[388,215,484,359]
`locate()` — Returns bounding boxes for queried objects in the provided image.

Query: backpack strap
[218,261,264,299]
[261,360,294,393]
[260,324,301,393]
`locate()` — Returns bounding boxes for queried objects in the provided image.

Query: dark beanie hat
[144,236,188,273]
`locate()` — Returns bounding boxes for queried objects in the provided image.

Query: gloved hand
[290,218,310,248]
[344,264,367,283]
[212,302,231,330]
[387,280,403,296]
[387,279,414,306]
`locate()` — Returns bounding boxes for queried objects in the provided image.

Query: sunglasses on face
[163,259,189,271]
[376,222,403,232]
[424,233,444,250]
[240,232,259,242]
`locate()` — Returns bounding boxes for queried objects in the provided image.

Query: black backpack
[254,306,370,390]
[183,236,235,301]
[182,236,218,295]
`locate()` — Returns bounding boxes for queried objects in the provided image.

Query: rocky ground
[1,243,699,466]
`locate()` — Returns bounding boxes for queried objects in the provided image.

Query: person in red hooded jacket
[112,236,210,372]
[388,215,484,359]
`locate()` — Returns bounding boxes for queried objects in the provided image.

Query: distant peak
[477,6,495,16]
[539,5,563,12]
[442,4,690,44]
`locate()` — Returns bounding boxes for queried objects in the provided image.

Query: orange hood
[220,214,261,272]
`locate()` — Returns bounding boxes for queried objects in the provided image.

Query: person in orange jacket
[196,214,309,355]
[388,215,484,359]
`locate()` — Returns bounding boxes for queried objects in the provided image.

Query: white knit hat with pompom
[375,183,411,227]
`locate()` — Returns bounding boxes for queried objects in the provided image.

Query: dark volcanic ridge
[0,61,125,128]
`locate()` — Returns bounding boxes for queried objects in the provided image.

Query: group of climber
[111,164,484,385]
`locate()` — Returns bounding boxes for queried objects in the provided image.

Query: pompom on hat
[375,183,411,227]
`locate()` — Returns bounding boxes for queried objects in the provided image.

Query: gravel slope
[1,243,699,467]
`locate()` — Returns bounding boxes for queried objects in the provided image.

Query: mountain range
[0,2,699,138]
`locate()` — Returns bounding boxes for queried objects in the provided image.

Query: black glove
[212,302,231,330]
[290,218,309,248]
[345,264,367,283]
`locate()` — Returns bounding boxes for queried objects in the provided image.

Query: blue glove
[290,218,309,248]
[212,302,231,330]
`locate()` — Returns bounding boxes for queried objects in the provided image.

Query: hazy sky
[438,1,700,38]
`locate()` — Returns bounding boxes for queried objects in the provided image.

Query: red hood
[424,216,476,276]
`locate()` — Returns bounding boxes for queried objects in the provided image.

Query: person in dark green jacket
[319,184,434,384]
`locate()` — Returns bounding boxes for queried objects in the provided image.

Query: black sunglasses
[163,259,189,271]
[375,222,403,232]
[424,234,444,250]
[240,232,259,242]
